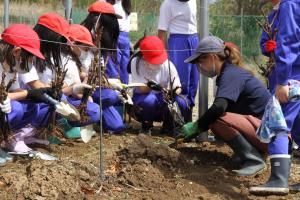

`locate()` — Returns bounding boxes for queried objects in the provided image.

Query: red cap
[1,24,45,59]
[140,36,168,65]
[37,13,70,41]
[88,1,122,19]
[69,24,95,47]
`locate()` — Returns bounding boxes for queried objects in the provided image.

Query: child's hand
[276,85,289,104]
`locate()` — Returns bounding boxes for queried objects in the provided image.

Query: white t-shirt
[80,51,94,73]
[18,61,40,88]
[38,55,81,86]
[158,0,197,34]
[113,0,131,32]
[131,57,181,90]
[0,64,20,92]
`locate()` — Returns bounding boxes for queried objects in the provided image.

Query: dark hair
[106,0,131,15]
[127,32,147,74]
[0,40,34,72]
[81,12,119,63]
[33,24,67,72]
[106,0,116,4]
[61,42,83,73]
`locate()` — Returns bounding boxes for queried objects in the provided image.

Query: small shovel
[44,94,81,121]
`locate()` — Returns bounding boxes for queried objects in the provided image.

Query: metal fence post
[198,0,209,118]
[62,0,72,23]
[3,0,9,28]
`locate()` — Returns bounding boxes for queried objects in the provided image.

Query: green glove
[179,121,200,141]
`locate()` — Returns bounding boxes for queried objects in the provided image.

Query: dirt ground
[1,123,300,200]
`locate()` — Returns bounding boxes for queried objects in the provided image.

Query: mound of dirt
[118,134,188,168]
[0,160,102,200]
[1,133,300,200]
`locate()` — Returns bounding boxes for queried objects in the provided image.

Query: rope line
[1,32,197,52]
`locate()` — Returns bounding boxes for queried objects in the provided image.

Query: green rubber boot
[57,118,81,139]
[47,135,65,145]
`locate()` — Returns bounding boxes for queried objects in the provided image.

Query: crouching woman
[179,36,270,176]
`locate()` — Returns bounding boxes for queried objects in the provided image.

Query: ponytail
[216,43,254,75]
[224,45,243,67]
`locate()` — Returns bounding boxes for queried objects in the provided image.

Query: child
[130,36,189,135]
[68,24,124,133]
[82,2,125,132]
[250,0,300,195]
[106,0,131,84]
[158,0,199,122]
[81,1,120,80]
[22,13,100,129]
[0,24,55,162]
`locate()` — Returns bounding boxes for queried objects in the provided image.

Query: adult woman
[179,36,270,176]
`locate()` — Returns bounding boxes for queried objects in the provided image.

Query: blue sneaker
[47,135,65,145]
[57,118,81,139]
[0,157,6,166]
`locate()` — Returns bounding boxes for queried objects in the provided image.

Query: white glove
[72,83,92,95]
[0,97,11,114]
[108,78,124,90]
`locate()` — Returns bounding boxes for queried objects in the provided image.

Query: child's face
[71,42,91,57]
[12,47,22,61]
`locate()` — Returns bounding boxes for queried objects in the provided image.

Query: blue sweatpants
[92,88,124,132]
[117,32,130,84]
[268,101,300,155]
[9,100,39,130]
[104,32,130,84]
[33,95,101,127]
[132,92,189,123]
[168,33,199,108]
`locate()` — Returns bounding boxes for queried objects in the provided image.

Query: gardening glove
[0,97,11,114]
[177,121,200,142]
[72,83,92,95]
[147,80,162,91]
[265,40,277,53]
[26,88,55,104]
[108,78,125,90]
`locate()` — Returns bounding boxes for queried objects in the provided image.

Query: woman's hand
[176,121,200,142]
[276,84,289,104]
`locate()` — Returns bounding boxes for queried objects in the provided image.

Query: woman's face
[196,53,217,77]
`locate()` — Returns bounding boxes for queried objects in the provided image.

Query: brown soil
[1,127,300,200]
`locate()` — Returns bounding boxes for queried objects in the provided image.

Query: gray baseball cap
[184,36,225,63]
